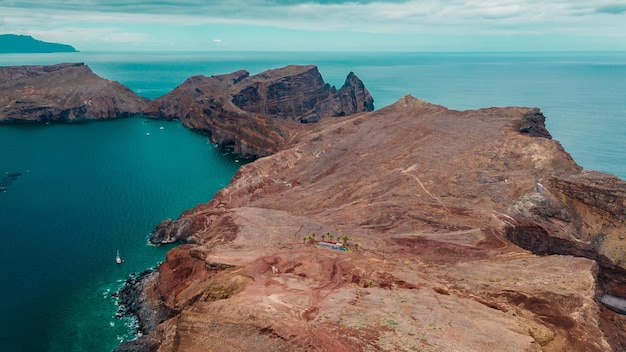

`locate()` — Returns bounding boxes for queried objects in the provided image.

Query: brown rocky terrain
[144,65,374,158]
[0,62,148,122]
[118,94,626,351]
[3,62,623,350]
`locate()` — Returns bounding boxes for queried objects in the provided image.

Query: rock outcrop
[118,95,626,351]
[0,63,148,122]
[144,65,374,158]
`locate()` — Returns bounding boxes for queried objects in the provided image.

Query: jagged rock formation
[118,95,626,351]
[144,65,374,158]
[0,63,148,122]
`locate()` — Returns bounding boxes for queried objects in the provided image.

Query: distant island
[0,34,78,53]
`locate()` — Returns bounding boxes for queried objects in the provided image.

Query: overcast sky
[2,0,626,51]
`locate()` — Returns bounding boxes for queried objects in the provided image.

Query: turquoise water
[0,118,243,351]
[0,51,625,351]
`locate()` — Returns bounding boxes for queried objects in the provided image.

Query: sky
[1,0,626,51]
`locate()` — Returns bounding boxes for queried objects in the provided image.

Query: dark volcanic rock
[332,71,375,116]
[0,62,148,122]
[149,217,193,245]
[516,109,552,138]
[116,269,170,335]
[115,268,175,352]
[144,65,374,158]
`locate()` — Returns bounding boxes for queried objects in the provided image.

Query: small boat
[116,249,124,264]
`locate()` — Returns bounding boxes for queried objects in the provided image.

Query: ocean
[0,51,624,351]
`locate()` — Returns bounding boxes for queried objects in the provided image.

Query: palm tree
[321,233,326,242]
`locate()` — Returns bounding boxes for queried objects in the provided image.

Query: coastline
[115,94,626,351]
[0,115,243,351]
[1,55,624,350]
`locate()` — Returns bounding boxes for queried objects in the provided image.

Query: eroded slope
[144,65,374,158]
[120,96,626,351]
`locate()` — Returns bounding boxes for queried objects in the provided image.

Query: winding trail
[401,164,450,214]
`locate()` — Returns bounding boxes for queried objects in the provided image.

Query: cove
[0,117,244,351]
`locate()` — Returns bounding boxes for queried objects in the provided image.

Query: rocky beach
[2,62,625,351]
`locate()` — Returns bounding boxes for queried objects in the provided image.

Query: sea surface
[0,51,624,351]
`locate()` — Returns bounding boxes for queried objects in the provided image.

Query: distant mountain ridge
[0,34,78,53]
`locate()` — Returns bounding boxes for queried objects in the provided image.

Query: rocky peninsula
[127,94,626,350]
[1,62,624,350]
[144,65,374,158]
[0,62,147,122]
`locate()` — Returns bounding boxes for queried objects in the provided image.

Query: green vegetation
[302,231,362,252]
[304,232,317,244]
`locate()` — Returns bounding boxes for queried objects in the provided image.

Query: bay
[0,118,243,351]
[0,51,624,351]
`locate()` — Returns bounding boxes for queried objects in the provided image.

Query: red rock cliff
[119,95,626,351]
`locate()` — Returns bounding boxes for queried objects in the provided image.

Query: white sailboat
[116,249,124,264]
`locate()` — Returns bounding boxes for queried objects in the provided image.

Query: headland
[0,62,147,122]
[133,93,626,350]
[1,62,624,351]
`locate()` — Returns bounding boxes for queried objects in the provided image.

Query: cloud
[596,3,626,14]
[24,26,150,49]
[1,0,625,50]
[0,1,605,33]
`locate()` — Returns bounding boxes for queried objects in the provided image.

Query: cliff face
[144,65,374,158]
[119,95,626,351]
[0,63,148,122]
